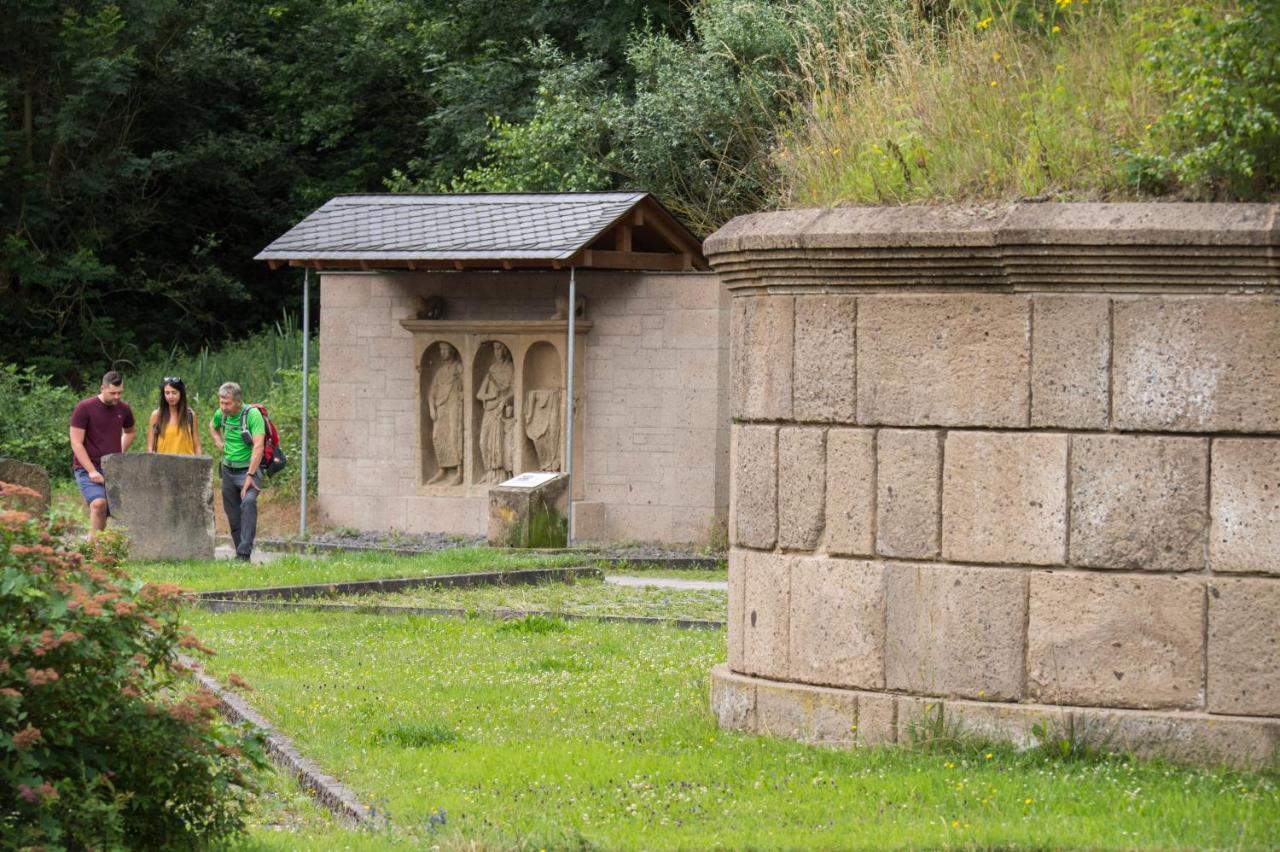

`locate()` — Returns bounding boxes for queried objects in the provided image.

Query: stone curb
[253,537,724,569]
[196,566,603,601]
[195,597,725,630]
[189,666,385,828]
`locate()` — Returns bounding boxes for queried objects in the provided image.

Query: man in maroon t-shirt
[69,371,137,531]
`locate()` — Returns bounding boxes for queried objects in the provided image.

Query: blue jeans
[74,467,109,513]
[220,466,262,558]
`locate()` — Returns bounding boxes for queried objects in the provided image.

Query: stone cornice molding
[704,203,1280,290]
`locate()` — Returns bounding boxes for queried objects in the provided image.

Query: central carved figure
[477,341,515,483]
[426,342,463,485]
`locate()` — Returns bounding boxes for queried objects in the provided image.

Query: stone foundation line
[197,597,725,630]
[253,537,723,569]
[196,566,603,602]
[189,665,385,828]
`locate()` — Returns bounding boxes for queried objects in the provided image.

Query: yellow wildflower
[977,16,993,30]
[1052,25,1061,33]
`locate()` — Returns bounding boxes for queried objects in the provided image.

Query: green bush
[0,482,266,847]
[0,365,80,480]
[1128,0,1280,198]
[258,367,320,501]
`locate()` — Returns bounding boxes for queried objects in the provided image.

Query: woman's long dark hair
[155,378,194,445]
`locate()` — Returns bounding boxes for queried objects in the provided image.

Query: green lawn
[189,608,1279,849]
[126,548,581,593]
[326,575,727,623]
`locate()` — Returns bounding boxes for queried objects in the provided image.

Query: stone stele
[102,453,215,560]
[487,473,569,547]
[0,458,51,516]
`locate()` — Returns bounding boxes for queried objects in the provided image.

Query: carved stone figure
[426,342,463,485]
[524,389,562,471]
[414,294,446,320]
[550,294,586,320]
[477,341,515,483]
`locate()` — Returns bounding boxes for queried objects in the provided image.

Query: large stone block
[742,551,791,679]
[1069,435,1209,572]
[1031,296,1110,429]
[857,295,1029,427]
[1208,579,1280,716]
[823,429,875,556]
[101,454,215,560]
[731,425,777,549]
[778,428,826,551]
[793,295,857,422]
[788,558,885,689]
[487,473,568,547]
[1113,297,1280,432]
[0,458,50,515]
[885,563,1027,701]
[710,665,756,731]
[1026,573,1203,709]
[728,549,746,671]
[876,429,941,559]
[732,295,793,421]
[942,431,1068,566]
[897,696,1061,751]
[1070,706,1280,769]
[1210,439,1280,574]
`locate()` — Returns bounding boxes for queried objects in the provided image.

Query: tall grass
[123,310,317,421]
[774,1,1174,205]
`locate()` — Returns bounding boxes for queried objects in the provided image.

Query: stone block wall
[317,269,728,544]
[706,203,1280,767]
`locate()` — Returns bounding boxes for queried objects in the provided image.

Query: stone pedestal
[488,473,568,548]
[705,202,1280,768]
[102,454,216,560]
[0,458,51,516]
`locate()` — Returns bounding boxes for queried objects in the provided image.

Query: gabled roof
[255,192,708,271]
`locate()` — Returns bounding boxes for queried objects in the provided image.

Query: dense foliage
[0,366,80,479]
[0,483,266,847]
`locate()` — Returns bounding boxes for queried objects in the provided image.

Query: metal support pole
[300,268,311,536]
[564,267,577,545]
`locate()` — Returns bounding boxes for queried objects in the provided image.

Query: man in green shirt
[209,381,265,561]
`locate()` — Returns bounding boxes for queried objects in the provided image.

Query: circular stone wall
[704,203,1280,767]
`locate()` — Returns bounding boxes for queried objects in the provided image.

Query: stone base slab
[709,665,1279,769]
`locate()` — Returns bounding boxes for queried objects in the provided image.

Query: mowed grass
[125,547,581,593]
[191,609,1280,849]
[327,575,727,623]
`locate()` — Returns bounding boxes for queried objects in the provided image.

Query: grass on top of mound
[194,609,1279,850]
[125,547,582,593]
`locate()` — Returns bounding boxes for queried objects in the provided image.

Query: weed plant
[190,609,1280,849]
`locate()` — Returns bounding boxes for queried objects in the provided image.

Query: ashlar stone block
[1069,435,1209,572]
[885,563,1027,701]
[732,295,793,421]
[1208,579,1280,716]
[793,295,857,423]
[857,295,1029,427]
[1031,295,1110,429]
[778,427,826,551]
[942,431,1068,566]
[1210,439,1280,574]
[742,551,791,680]
[788,557,886,689]
[823,428,875,556]
[728,549,746,671]
[731,425,777,549]
[1027,573,1204,710]
[876,429,941,559]
[101,454,215,560]
[1113,296,1280,433]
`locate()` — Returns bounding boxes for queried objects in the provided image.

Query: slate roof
[255,192,698,264]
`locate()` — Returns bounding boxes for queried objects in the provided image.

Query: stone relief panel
[420,341,465,486]
[522,342,563,472]
[474,340,517,484]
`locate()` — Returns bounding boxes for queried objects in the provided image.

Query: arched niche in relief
[420,341,464,487]
[521,342,563,473]
[472,339,516,485]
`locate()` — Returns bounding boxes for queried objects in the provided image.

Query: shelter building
[256,192,728,544]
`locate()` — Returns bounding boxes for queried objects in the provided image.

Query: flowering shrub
[0,481,265,847]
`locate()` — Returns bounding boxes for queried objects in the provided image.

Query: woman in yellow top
[147,376,203,455]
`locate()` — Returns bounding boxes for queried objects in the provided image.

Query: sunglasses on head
[163,376,184,388]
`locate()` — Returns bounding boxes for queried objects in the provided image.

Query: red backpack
[235,404,287,476]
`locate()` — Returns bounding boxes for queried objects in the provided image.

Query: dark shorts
[73,467,109,512]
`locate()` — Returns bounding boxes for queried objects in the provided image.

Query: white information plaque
[499,471,561,489]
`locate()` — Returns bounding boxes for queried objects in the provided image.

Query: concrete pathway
[213,545,291,564]
[605,575,727,591]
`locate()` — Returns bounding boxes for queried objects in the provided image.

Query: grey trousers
[220,466,262,558]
